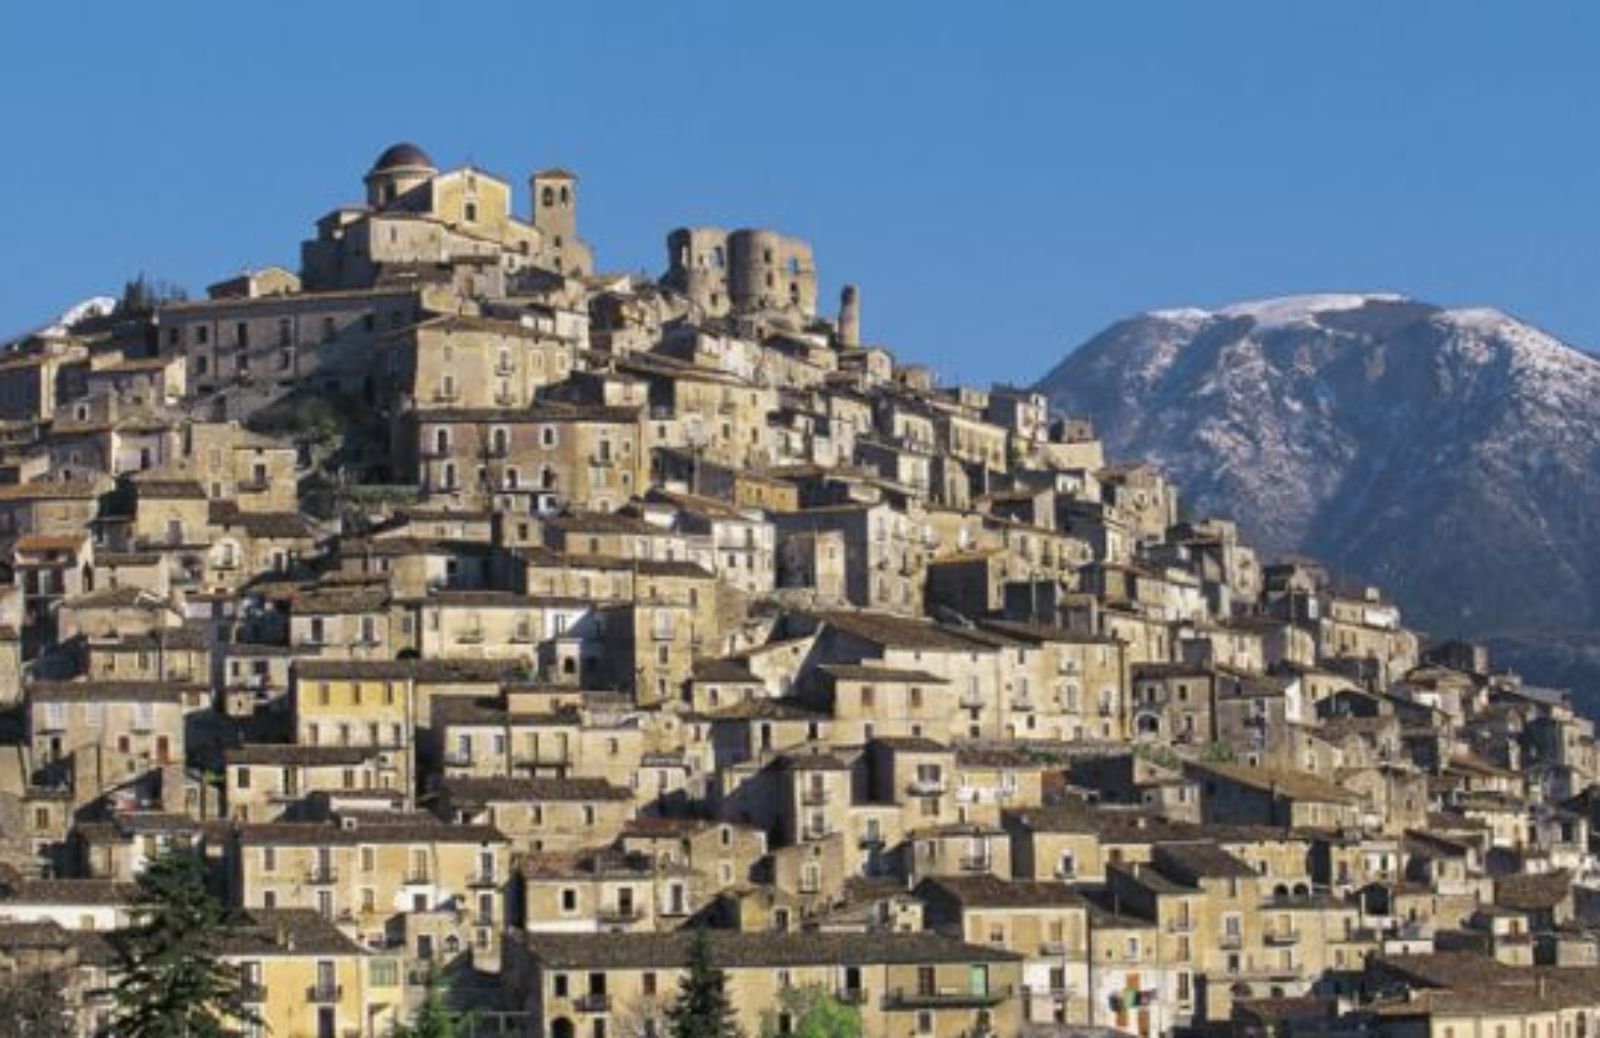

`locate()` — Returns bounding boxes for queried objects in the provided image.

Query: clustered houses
[0,142,1593,1038]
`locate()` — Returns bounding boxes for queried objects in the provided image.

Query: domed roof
[371,142,436,173]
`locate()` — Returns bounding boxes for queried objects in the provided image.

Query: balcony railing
[883,985,1012,1010]
[304,866,339,884]
[1219,932,1244,950]
[573,993,612,1013]
[597,906,640,925]
[1264,929,1300,946]
[907,778,946,796]
[958,855,993,873]
[800,787,830,806]
[307,983,343,1004]
[468,872,499,888]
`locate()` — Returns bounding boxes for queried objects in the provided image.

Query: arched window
[435,428,449,454]
[491,428,508,455]
[541,186,555,208]
[559,185,570,206]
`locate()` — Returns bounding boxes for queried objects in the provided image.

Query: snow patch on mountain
[2,295,116,348]
[1035,293,1600,668]
[1218,292,1408,330]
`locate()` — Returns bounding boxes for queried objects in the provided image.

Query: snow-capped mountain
[1036,293,1600,695]
[0,295,116,348]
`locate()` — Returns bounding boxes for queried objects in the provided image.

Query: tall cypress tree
[109,845,258,1038]
[665,928,740,1038]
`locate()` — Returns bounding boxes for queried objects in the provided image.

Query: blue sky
[2,2,1597,384]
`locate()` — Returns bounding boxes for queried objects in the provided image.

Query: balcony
[1010,698,1036,712]
[958,855,993,873]
[444,752,475,768]
[859,832,885,849]
[597,906,640,925]
[573,993,612,1013]
[513,750,569,768]
[468,872,499,889]
[883,985,1012,1010]
[800,787,830,806]
[1039,940,1069,956]
[304,866,339,885]
[907,778,946,796]
[1219,932,1244,950]
[836,989,867,1006]
[404,872,433,886]
[1264,928,1300,946]
[1166,916,1195,933]
[307,983,343,1004]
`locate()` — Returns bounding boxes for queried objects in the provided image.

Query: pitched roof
[440,777,633,803]
[916,876,1089,909]
[521,930,1020,969]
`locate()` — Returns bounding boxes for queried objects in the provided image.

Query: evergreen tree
[665,929,740,1038]
[108,846,258,1038]
[394,972,474,1038]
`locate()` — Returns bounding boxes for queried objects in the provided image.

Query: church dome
[371,142,436,173]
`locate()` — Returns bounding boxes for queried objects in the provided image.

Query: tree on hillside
[758,986,861,1038]
[108,845,258,1038]
[665,928,740,1038]
[115,274,187,316]
[394,972,476,1038]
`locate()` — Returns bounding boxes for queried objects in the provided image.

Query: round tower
[838,284,861,347]
[728,229,782,311]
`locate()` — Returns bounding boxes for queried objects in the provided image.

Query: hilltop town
[0,143,1594,1038]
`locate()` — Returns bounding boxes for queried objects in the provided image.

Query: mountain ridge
[1035,293,1600,700]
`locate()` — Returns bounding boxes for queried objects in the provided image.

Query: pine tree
[665,928,740,1038]
[109,846,258,1038]
[394,972,474,1038]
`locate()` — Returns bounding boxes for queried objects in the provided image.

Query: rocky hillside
[1036,294,1600,700]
